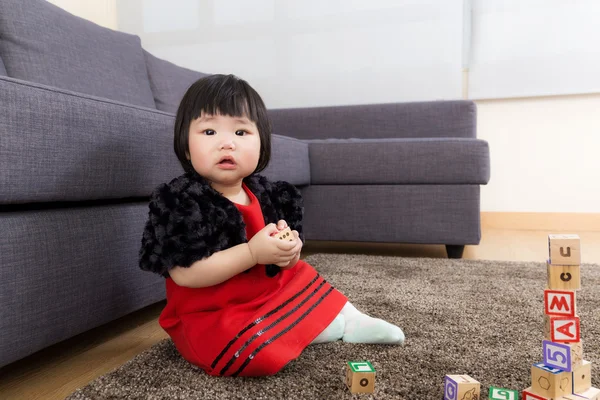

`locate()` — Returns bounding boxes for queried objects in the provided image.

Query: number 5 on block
[489,386,518,399]
[542,340,583,372]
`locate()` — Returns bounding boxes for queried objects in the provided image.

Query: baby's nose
[220,139,236,149]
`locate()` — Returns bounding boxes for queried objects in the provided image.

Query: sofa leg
[445,245,465,259]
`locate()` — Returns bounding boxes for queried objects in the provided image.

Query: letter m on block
[544,289,576,317]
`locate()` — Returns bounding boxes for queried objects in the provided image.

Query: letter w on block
[544,289,576,317]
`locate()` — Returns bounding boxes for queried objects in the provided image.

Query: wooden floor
[1,212,599,400]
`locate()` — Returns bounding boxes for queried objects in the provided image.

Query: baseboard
[481,212,600,232]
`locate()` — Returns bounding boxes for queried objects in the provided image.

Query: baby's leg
[341,302,405,345]
[310,313,345,344]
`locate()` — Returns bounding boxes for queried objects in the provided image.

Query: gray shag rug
[67,254,600,399]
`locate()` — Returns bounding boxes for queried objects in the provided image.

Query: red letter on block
[550,316,581,343]
[544,289,575,317]
[522,389,547,400]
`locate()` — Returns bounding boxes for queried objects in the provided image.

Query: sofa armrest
[268,100,477,140]
[0,76,182,204]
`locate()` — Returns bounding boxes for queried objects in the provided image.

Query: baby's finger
[274,237,297,251]
[292,241,302,255]
[265,223,280,236]
[276,220,288,230]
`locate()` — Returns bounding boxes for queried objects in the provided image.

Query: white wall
[46,1,600,213]
[477,94,600,213]
[116,0,464,108]
[469,0,600,99]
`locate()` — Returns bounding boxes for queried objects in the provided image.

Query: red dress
[158,183,347,377]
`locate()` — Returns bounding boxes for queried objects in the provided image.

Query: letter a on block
[544,290,576,317]
[551,317,581,342]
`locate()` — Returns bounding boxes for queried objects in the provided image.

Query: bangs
[189,75,261,123]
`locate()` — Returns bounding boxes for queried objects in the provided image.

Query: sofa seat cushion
[143,50,208,114]
[0,55,6,76]
[0,0,155,108]
[307,138,490,185]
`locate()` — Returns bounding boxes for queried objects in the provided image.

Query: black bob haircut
[173,74,272,174]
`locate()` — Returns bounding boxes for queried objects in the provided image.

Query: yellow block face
[274,226,293,241]
[548,234,581,265]
[571,341,584,369]
[346,362,375,394]
[444,375,481,400]
[547,263,581,290]
[573,360,592,394]
[531,363,572,399]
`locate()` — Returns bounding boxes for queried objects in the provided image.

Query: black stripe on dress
[231,286,335,377]
[219,280,328,376]
[210,273,322,370]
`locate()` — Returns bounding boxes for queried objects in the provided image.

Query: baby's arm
[169,243,256,288]
[170,223,297,288]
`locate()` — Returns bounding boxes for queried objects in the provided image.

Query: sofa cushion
[0,0,155,108]
[0,56,6,76]
[307,138,490,185]
[269,101,477,140]
[144,50,208,114]
[262,135,310,186]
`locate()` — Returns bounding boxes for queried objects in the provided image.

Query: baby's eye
[235,130,247,136]
[203,129,216,135]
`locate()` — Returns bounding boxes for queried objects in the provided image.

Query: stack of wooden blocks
[523,234,599,400]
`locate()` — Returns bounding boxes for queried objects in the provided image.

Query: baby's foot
[310,313,345,344]
[340,302,405,345]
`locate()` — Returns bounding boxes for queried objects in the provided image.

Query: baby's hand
[276,229,302,269]
[248,223,297,266]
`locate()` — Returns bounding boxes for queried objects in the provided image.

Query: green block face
[348,361,375,373]
[488,386,518,400]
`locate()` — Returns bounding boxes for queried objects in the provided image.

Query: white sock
[340,302,405,345]
[310,313,345,344]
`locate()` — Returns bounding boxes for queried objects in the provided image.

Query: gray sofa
[0,0,490,368]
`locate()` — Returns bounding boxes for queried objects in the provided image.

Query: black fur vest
[139,171,304,278]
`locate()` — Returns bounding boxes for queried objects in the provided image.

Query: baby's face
[188,113,261,187]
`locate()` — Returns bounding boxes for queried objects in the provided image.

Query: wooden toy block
[548,316,581,343]
[572,360,592,394]
[488,386,518,399]
[548,234,581,265]
[544,289,577,317]
[542,340,583,372]
[531,362,573,399]
[443,375,480,400]
[562,387,600,399]
[547,263,581,291]
[522,388,550,400]
[272,226,293,241]
[346,361,375,394]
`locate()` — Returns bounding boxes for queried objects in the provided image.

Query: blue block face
[533,362,563,374]
[444,376,458,400]
[542,340,573,372]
